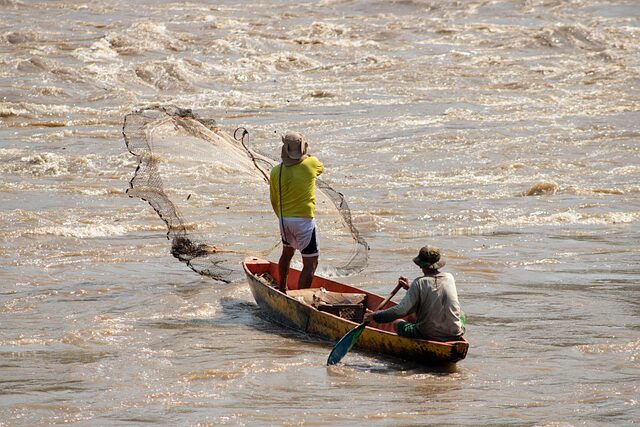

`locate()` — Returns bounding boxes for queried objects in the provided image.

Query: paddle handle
[362,281,404,325]
[373,282,404,312]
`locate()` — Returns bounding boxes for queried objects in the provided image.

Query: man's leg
[278,246,295,293]
[298,255,318,289]
[298,226,319,289]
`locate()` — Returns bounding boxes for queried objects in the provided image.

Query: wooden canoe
[243,257,469,365]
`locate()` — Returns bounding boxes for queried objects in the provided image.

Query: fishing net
[122,105,368,283]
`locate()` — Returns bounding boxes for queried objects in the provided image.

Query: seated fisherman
[363,245,465,341]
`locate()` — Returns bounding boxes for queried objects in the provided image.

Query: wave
[533,24,609,51]
[0,152,98,177]
[2,30,37,44]
[447,210,639,235]
[24,224,129,239]
[577,339,639,362]
[103,22,188,56]
[134,59,195,91]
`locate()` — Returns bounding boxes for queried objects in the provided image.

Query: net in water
[122,105,368,282]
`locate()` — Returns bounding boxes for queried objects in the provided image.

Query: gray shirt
[373,272,465,341]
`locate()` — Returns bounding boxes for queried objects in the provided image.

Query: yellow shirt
[270,156,324,218]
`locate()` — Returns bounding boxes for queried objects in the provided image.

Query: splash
[122,105,368,282]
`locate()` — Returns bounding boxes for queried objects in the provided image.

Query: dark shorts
[300,228,318,256]
[396,321,419,338]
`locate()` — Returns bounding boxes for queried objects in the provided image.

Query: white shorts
[279,217,319,257]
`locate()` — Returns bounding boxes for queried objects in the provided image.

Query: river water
[1,0,639,425]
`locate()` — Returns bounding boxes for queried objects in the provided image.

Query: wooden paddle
[326,282,404,365]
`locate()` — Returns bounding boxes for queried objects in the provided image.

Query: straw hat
[281,131,309,166]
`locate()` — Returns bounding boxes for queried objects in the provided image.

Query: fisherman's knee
[302,256,318,271]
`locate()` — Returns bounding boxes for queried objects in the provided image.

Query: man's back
[413,272,464,341]
[271,131,324,292]
[270,156,324,218]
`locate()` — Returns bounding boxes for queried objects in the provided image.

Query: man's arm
[366,277,417,324]
[313,157,324,176]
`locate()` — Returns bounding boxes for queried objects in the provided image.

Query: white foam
[25,223,129,239]
[73,37,120,63]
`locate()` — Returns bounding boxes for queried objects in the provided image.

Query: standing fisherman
[269,131,324,293]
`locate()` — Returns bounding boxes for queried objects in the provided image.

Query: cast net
[123,105,368,283]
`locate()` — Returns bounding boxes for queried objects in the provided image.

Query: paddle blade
[327,322,367,365]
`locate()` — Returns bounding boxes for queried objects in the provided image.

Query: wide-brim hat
[281,131,309,166]
[413,245,446,270]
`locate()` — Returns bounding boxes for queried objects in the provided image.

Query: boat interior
[257,272,368,323]
[246,258,413,334]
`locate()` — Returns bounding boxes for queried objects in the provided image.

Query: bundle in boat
[258,273,367,323]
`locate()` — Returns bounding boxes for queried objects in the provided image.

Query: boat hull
[243,257,468,365]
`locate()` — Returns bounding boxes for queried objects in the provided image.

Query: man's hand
[363,311,375,323]
[398,276,409,290]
